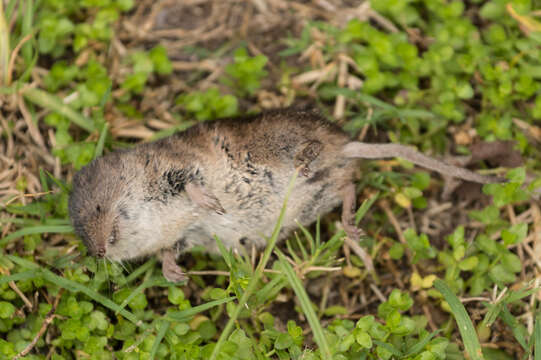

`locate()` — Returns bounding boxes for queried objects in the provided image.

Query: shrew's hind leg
[341,183,364,238]
[341,182,374,273]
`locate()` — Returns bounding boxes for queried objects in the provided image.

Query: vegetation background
[1,0,541,359]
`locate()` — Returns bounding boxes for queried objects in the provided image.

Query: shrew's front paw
[162,261,188,283]
[161,248,188,283]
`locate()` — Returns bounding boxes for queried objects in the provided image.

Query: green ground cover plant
[1,0,541,359]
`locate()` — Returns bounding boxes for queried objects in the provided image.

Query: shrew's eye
[108,228,117,245]
[108,223,119,245]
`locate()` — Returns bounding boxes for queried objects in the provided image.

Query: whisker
[102,257,111,293]
[96,257,103,279]
[116,259,129,274]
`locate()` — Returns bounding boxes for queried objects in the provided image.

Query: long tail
[342,142,505,184]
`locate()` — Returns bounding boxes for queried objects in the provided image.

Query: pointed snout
[84,241,106,258]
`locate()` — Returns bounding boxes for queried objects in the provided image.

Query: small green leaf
[489,264,516,284]
[0,302,15,319]
[447,226,465,248]
[453,244,466,261]
[412,172,431,190]
[275,333,293,350]
[501,253,522,273]
[357,315,375,331]
[469,205,500,225]
[458,256,479,271]
[456,82,474,99]
[355,331,372,348]
[475,235,499,256]
[502,223,528,246]
[198,320,217,341]
[150,45,173,75]
[388,289,414,311]
[173,323,190,336]
[209,288,228,300]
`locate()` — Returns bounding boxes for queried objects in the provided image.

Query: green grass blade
[45,170,70,193]
[39,168,49,193]
[0,224,73,246]
[482,302,504,327]
[0,270,36,286]
[149,122,195,141]
[164,296,236,322]
[214,236,234,270]
[372,340,402,356]
[116,279,160,315]
[94,122,109,159]
[500,306,528,351]
[22,87,95,132]
[434,279,484,360]
[393,108,435,119]
[0,217,34,225]
[124,258,157,284]
[286,237,303,263]
[209,171,298,360]
[0,0,8,86]
[319,87,392,110]
[505,287,539,303]
[295,222,313,260]
[15,41,38,84]
[6,254,39,269]
[5,0,17,20]
[276,249,331,358]
[355,191,380,225]
[21,0,34,63]
[150,320,170,360]
[256,275,287,305]
[1,214,61,226]
[355,92,396,110]
[315,216,321,250]
[404,330,442,356]
[45,218,71,225]
[533,313,541,360]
